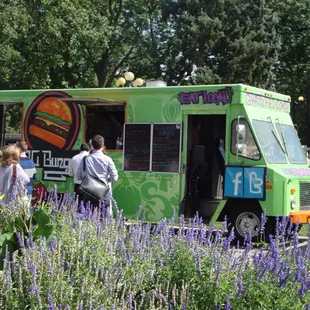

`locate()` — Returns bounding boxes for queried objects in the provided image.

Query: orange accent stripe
[290,210,310,224]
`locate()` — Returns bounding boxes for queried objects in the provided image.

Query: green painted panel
[0,83,309,223]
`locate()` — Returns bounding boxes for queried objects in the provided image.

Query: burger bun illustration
[29,97,73,149]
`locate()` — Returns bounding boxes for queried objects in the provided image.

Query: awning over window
[56,98,125,106]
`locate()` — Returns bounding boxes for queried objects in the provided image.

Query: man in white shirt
[68,143,91,199]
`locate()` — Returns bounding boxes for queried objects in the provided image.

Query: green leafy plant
[0,203,56,268]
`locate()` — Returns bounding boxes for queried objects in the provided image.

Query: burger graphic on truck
[29,97,72,149]
[24,91,81,151]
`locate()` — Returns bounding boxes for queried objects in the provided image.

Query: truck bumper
[290,210,310,224]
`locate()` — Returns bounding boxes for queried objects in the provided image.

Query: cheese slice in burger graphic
[29,97,73,149]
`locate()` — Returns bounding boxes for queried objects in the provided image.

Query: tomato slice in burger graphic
[24,91,80,150]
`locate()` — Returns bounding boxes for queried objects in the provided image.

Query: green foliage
[1,0,310,141]
[0,199,310,308]
[0,203,56,267]
[0,0,302,89]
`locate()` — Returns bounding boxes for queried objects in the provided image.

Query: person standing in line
[16,141,37,200]
[76,135,118,210]
[307,150,310,167]
[68,143,91,200]
[0,145,30,204]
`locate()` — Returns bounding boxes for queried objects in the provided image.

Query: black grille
[300,182,310,210]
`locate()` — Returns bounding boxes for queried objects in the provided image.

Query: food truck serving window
[231,119,260,160]
[253,119,287,164]
[59,98,125,151]
[123,123,182,173]
[84,102,124,150]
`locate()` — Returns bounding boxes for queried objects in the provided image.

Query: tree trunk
[95,56,109,88]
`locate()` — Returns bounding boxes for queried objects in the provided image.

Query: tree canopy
[1,0,310,141]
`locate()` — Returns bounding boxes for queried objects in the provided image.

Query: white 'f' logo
[232,172,242,195]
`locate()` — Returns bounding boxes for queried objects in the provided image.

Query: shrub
[0,195,309,309]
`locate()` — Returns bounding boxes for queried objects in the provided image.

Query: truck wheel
[227,205,262,242]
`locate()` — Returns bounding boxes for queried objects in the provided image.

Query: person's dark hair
[16,141,28,152]
[91,135,105,150]
[80,143,90,151]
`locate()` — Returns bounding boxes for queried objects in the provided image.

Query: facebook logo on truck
[224,166,266,199]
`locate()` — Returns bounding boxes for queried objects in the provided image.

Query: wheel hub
[235,212,260,237]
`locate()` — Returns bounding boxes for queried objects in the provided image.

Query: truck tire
[227,204,268,243]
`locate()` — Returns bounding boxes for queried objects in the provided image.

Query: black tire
[227,204,264,243]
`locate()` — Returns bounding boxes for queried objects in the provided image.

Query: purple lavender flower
[48,294,55,310]
[126,250,132,266]
[49,238,56,252]
[195,247,203,276]
[65,262,72,271]
[235,276,244,297]
[260,211,267,235]
[136,205,142,219]
[128,294,135,309]
[16,232,24,250]
[278,263,291,288]
[295,255,306,283]
[27,262,36,275]
[29,284,37,294]
[26,232,34,248]
[224,296,231,310]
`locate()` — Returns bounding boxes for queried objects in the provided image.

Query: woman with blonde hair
[0,145,30,204]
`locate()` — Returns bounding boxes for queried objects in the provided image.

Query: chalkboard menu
[123,123,151,171]
[152,123,181,173]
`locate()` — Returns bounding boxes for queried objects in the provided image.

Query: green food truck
[0,83,309,240]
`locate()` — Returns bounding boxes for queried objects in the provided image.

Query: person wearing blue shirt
[16,141,36,199]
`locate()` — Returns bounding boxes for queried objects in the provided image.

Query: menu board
[123,123,151,171]
[152,123,181,173]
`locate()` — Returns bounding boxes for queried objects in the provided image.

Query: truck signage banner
[178,87,234,105]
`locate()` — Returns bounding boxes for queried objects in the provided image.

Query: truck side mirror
[236,124,246,142]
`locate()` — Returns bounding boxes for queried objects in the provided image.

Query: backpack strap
[12,164,17,185]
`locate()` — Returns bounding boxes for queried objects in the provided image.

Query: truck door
[183,114,226,220]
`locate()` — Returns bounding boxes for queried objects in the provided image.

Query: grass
[298,224,309,237]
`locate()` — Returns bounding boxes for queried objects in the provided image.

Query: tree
[273,0,310,143]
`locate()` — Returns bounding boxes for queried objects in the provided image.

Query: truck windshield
[275,123,307,164]
[252,119,287,164]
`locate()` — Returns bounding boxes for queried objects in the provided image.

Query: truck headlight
[290,196,296,210]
